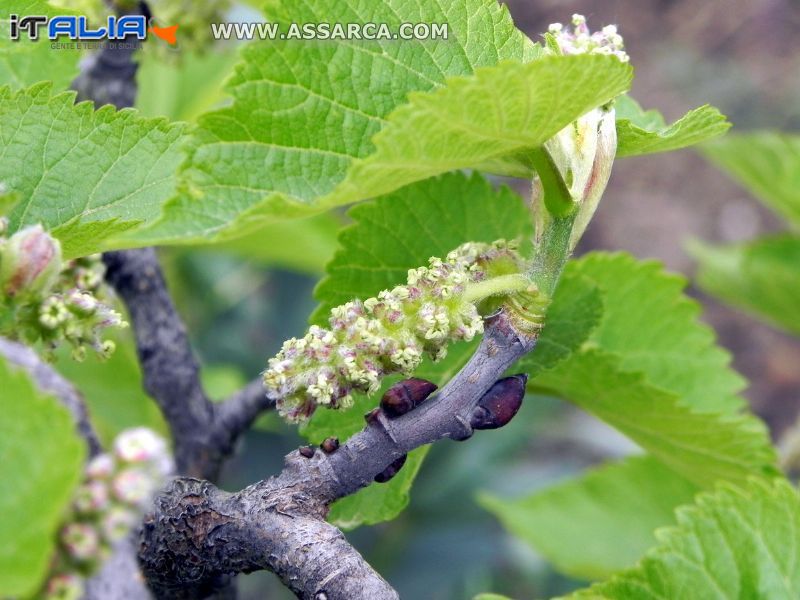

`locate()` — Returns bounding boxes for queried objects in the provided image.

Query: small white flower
[114,427,168,464]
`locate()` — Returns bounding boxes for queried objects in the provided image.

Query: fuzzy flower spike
[548,14,628,63]
[264,241,534,422]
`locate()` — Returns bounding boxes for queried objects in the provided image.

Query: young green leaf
[562,253,746,414]
[702,132,800,227]
[515,271,603,378]
[478,456,698,580]
[690,235,800,336]
[0,1,80,91]
[130,0,633,245]
[565,478,800,599]
[534,350,777,487]
[615,95,730,157]
[0,355,85,597]
[0,83,187,257]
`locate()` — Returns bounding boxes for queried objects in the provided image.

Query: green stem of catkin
[528,213,576,297]
[463,273,532,304]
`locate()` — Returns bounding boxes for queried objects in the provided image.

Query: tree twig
[102,248,222,479]
[139,312,537,599]
[0,337,102,456]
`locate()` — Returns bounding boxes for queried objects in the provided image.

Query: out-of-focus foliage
[694,133,800,336]
[0,356,85,597]
[478,456,698,579]
[691,235,800,336]
[54,331,167,445]
[0,1,80,91]
[135,48,239,122]
[703,133,800,227]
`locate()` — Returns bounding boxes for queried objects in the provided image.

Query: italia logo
[8,14,179,45]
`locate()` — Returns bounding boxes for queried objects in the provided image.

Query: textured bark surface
[103,249,221,480]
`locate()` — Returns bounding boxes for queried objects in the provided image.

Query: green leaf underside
[702,132,800,227]
[478,456,699,580]
[135,48,241,122]
[128,0,634,244]
[0,83,186,257]
[690,235,800,336]
[207,211,343,275]
[615,95,730,157]
[525,253,776,487]
[0,356,85,596]
[536,349,776,487]
[563,253,746,414]
[565,478,800,600]
[304,171,530,528]
[0,1,80,92]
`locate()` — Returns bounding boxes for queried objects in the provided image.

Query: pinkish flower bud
[61,523,100,562]
[0,225,62,297]
[114,427,168,464]
[44,573,84,600]
[112,468,154,507]
[73,480,109,514]
[85,453,115,479]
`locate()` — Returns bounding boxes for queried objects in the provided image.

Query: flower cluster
[265,241,525,422]
[0,222,127,360]
[41,428,172,600]
[533,15,624,252]
[547,14,628,63]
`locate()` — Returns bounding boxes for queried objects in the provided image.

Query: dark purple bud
[298,445,315,458]
[380,378,437,418]
[321,437,339,454]
[470,374,527,430]
[374,454,407,483]
[364,407,382,426]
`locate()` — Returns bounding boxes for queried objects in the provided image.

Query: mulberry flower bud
[85,453,115,479]
[264,241,525,422]
[0,225,62,297]
[73,480,109,514]
[44,573,84,600]
[101,506,138,543]
[543,104,618,250]
[61,523,100,562]
[114,427,168,464]
[112,468,155,507]
[547,14,628,62]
